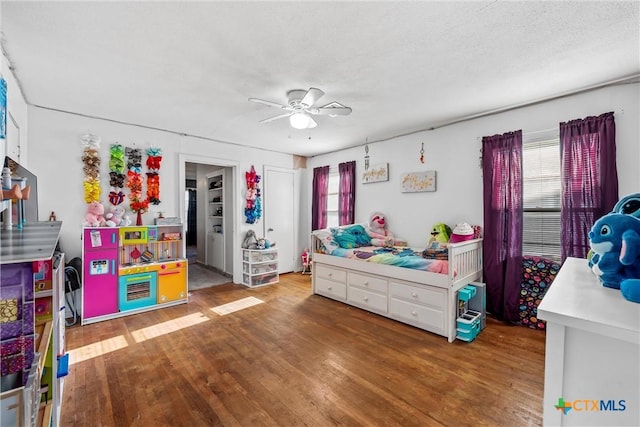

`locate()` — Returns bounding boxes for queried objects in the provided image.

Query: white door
[264,166,296,273]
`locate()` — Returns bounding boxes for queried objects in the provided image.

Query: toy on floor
[301,249,312,275]
[588,203,640,303]
[367,212,397,247]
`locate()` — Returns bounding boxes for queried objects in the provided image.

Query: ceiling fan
[249,87,352,129]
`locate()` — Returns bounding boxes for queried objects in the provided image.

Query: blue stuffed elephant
[589,211,640,303]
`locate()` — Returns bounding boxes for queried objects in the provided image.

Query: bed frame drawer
[348,286,388,314]
[389,298,445,333]
[389,281,445,308]
[315,277,347,300]
[348,272,387,293]
[315,265,347,284]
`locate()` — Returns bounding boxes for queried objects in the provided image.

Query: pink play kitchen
[81,224,187,325]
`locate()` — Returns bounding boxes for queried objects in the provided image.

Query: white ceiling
[2,1,639,157]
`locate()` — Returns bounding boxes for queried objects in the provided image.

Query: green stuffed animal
[428,223,452,246]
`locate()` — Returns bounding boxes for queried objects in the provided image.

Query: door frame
[263,165,298,273]
[179,155,240,284]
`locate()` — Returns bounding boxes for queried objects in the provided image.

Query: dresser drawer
[348,286,388,313]
[389,281,445,308]
[315,265,347,284]
[315,277,347,300]
[389,298,445,332]
[348,272,387,293]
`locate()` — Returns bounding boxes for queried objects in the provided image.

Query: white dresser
[538,257,640,426]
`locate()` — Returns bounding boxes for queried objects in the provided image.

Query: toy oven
[118,272,157,311]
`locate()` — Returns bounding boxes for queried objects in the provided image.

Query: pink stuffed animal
[367,212,396,247]
[84,201,106,227]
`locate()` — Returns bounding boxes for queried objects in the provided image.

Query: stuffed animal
[120,212,132,226]
[242,230,258,249]
[428,223,452,245]
[449,223,475,243]
[334,224,372,249]
[367,212,396,247]
[84,201,106,227]
[613,193,640,218]
[105,205,125,227]
[588,212,640,303]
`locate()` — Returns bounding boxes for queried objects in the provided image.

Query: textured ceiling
[2,1,639,157]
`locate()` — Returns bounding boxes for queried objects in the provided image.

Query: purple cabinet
[82,228,119,320]
[0,262,35,387]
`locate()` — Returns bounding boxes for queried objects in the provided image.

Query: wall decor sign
[401,170,437,192]
[362,162,389,184]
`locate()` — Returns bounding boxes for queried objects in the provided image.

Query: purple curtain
[560,112,618,260]
[482,130,523,322]
[338,161,356,225]
[311,165,330,230]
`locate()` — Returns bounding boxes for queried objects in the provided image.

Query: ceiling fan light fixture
[290,112,312,129]
[250,87,350,129]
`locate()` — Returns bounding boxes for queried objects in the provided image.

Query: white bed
[311,225,483,342]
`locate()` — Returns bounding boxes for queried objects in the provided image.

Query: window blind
[523,138,561,260]
[326,173,339,228]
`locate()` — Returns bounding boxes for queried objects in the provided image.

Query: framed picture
[401,170,437,192]
[362,163,389,184]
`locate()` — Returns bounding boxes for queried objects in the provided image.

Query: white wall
[27,107,297,283]
[307,83,640,248]
[1,51,28,165]
[14,82,640,281]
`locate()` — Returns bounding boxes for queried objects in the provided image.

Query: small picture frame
[362,163,389,184]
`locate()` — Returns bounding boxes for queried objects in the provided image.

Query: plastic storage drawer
[456,309,482,342]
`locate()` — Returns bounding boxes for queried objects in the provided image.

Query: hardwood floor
[61,273,546,427]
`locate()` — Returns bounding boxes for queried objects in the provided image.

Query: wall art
[401,170,437,192]
[362,162,389,184]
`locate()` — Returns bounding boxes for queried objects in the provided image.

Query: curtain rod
[475,127,559,141]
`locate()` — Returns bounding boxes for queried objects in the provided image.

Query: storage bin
[456,309,482,342]
[458,285,477,302]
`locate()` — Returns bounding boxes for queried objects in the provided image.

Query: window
[312,161,355,230]
[522,137,561,260]
[325,172,339,228]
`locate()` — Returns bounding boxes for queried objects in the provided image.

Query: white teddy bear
[105,205,132,227]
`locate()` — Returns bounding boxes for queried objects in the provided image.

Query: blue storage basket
[458,285,477,302]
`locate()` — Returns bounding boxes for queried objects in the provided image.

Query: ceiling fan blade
[259,112,292,124]
[310,106,352,116]
[248,98,289,109]
[300,87,324,107]
[307,115,318,128]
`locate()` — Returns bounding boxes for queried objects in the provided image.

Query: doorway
[180,155,239,283]
[185,177,197,263]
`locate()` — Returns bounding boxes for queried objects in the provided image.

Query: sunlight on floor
[211,296,264,315]
[68,335,129,365]
[68,301,265,365]
[131,312,210,343]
